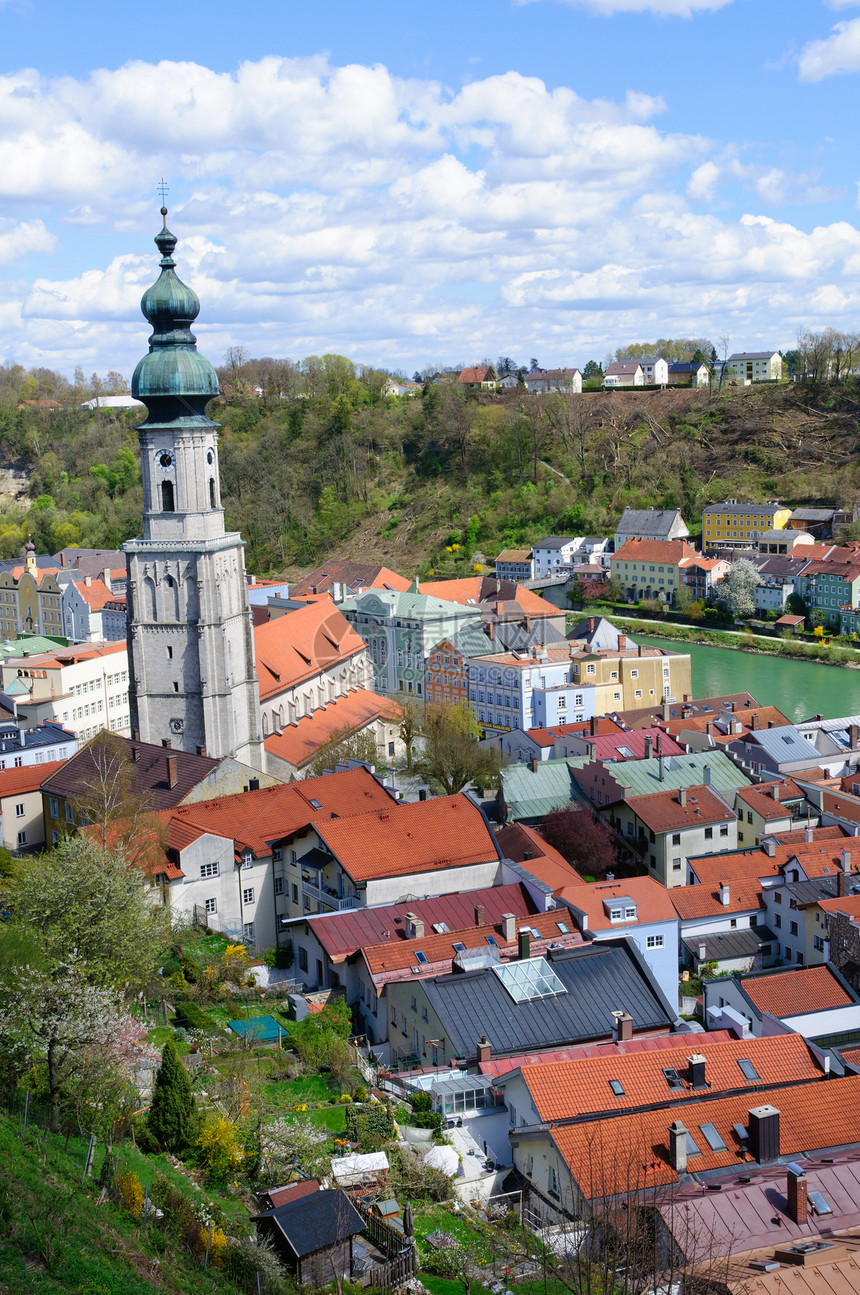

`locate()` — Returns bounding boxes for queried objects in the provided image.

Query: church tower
[124,208,264,768]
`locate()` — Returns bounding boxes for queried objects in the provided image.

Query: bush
[264,943,294,970]
[133,1117,159,1154]
[223,1233,287,1293]
[196,1115,245,1182]
[353,1085,368,1102]
[117,1170,145,1216]
[172,1000,212,1029]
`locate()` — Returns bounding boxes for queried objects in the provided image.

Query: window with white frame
[243,887,255,905]
[646,934,665,949]
[205,897,217,914]
[15,803,24,818]
[200,862,219,878]
[274,877,284,895]
[243,922,255,943]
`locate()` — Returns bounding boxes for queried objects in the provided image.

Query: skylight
[486,936,498,947]
[609,1079,625,1096]
[309,798,323,809]
[699,1123,727,1152]
[737,1058,760,1081]
[617,746,634,759]
[433,922,451,934]
[414,951,428,964]
[452,942,465,952]
[531,928,541,939]
[556,921,570,934]
[493,956,567,1003]
[662,1068,684,1091]
[809,1191,833,1216]
[685,1132,702,1156]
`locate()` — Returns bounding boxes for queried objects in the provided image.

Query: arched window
[161,480,175,512]
[209,478,217,508]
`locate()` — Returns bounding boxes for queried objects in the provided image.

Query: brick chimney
[617,634,626,651]
[474,904,485,926]
[196,744,207,757]
[166,754,178,789]
[612,1010,633,1043]
[588,617,595,632]
[851,723,860,750]
[786,1163,808,1225]
[669,1120,688,1173]
[476,1035,492,1065]
[486,620,494,641]
[518,928,531,960]
[501,913,516,942]
[590,715,597,736]
[531,757,539,773]
[748,1104,780,1162]
[751,711,759,730]
[161,737,171,749]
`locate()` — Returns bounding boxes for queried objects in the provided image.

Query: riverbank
[581,613,860,670]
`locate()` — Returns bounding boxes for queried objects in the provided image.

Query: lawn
[266,1074,340,1106]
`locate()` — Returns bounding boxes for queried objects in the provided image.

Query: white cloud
[514,0,732,16]
[0,54,856,373]
[798,16,860,80]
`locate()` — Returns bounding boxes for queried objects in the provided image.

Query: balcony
[301,878,356,911]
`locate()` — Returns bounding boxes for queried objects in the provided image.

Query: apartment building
[702,500,791,551]
[726,351,782,382]
[0,641,131,741]
[610,539,697,603]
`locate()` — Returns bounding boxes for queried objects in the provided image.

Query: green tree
[12,836,169,993]
[397,697,423,771]
[415,703,502,796]
[308,725,379,776]
[148,1038,198,1152]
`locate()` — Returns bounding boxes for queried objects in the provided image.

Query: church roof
[254,601,368,701]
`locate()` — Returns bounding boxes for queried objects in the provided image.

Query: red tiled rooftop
[565,875,677,931]
[0,759,67,797]
[254,601,368,701]
[736,778,805,820]
[495,822,586,892]
[289,563,410,597]
[630,785,735,834]
[816,893,860,920]
[479,1030,735,1077]
[263,688,400,769]
[518,1034,820,1123]
[613,539,697,565]
[742,965,854,1017]
[312,793,497,882]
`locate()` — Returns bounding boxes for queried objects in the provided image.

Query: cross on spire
[157,178,169,206]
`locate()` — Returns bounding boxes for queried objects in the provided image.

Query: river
[634,634,860,724]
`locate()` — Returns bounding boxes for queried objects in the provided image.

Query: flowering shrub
[196,1115,244,1182]
[118,1170,145,1216]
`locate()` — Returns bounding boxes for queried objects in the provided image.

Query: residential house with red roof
[0,759,66,851]
[61,574,127,641]
[610,538,698,605]
[457,366,497,389]
[288,562,411,600]
[705,962,860,1042]
[613,783,738,890]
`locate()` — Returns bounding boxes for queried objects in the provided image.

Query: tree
[497,356,516,374]
[68,730,165,872]
[261,1115,331,1183]
[541,806,617,879]
[786,591,808,620]
[12,836,170,993]
[529,357,539,371]
[0,952,129,1128]
[397,696,423,771]
[605,575,625,603]
[148,1038,199,1152]
[718,558,760,619]
[414,703,502,796]
[308,725,378,776]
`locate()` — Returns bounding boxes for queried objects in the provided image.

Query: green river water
[634,634,860,725]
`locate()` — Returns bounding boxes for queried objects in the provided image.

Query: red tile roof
[479,1030,735,1077]
[265,1179,321,1209]
[458,367,494,384]
[767,823,847,845]
[582,729,685,762]
[263,688,401,769]
[254,601,368,701]
[167,764,395,858]
[418,577,555,618]
[551,1075,860,1199]
[304,882,540,961]
[0,759,67,798]
[72,578,117,611]
[312,793,496,882]
[613,539,697,565]
[671,877,765,921]
[564,875,677,931]
[495,823,586,892]
[741,965,854,1017]
[516,1034,821,1123]
[816,893,860,920]
[629,785,735,834]
[736,778,805,820]
[363,908,585,980]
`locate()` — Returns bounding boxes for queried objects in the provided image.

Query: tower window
[207,449,214,465]
[173,681,179,692]
[209,478,216,508]
[167,646,173,659]
[161,480,175,512]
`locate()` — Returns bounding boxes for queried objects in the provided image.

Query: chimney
[662,701,670,721]
[131,746,140,763]
[531,757,539,774]
[786,1163,808,1225]
[644,735,653,760]
[501,913,517,942]
[84,574,92,587]
[617,634,626,651]
[638,644,644,657]
[476,1035,492,1065]
[851,723,860,749]
[838,849,852,897]
[764,839,776,858]
[486,620,494,641]
[683,693,692,702]
[669,1120,688,1174]
[748,1105,780,1163]
[161,738,171,749]
[751,711,759,730]
[474,904,485,926]
[703,764,711,785]
[658,754,665,781]
[688,1054,707,1090]
[771,783,780,800]
[411,916,425,939]
[249,777,260,791]
[612,1010,633,1043]
[590,715,597,736]
[767,719,775,728]
[166,754,178,789]
[196,744,207,757]
[842,847,852,874]
[102,567,112,591]
[679,787,687,807]
[518,928,531,960]
[588,617,595,632]
[59,552,65,567]
[698,942,707,963]
[719,882,730,906]
[805,825,814,843]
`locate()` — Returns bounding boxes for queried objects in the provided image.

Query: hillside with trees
[1,349,860,578]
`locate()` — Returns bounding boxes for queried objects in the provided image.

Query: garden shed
[253,1188,363,1284]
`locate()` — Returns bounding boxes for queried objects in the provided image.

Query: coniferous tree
[147,1038,198,1151]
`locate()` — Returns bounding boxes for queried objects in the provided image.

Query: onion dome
[131,209,219,428]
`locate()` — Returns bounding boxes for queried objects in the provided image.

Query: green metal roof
[340,590,481,619]
[577,749,748,799]
[501,756,591,822]
[0,634,69,659]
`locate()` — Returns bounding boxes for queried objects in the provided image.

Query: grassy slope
[0,1111,250,1295]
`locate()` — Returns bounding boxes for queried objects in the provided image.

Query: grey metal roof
[683,926,776,962]
[790,508,836,522]
[431,1075,495,1095]
[535,536,575,550]
[568,616,637,652]
[421,942,675,1058]
[501,757,591,821]
[616,508,684,537]
[727,352,779,361]
[741,725,821,763]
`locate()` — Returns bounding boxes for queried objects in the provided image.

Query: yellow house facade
[0,545,64,639]
[702,500,791,551]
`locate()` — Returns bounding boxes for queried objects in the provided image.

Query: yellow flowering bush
[196,1116,244,1182]
[198,1223,228,1266]
[118,1170,145,1216]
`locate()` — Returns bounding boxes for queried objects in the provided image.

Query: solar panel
[809,1191,832,1215]
[699,1123,727,1152]
[493,956,567,1003]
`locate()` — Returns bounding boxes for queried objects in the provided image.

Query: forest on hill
[1,355,859,577]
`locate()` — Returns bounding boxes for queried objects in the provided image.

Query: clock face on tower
[157,450,175,472]
[169,718,184,734]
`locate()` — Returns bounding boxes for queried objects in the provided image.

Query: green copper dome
[131,214,219,427]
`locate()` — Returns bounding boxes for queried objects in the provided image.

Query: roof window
[452,942,465,952]
[556,920,570,934]
[737,1058,760,1081]
[485,935,498,947]
[414,951,428,964]
[699,1123,727,1152]
[309,798,323,809]
[609,1079,625,1096]
[662,1067,684,1090]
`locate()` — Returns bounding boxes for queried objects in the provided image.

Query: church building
[124,209,264,769]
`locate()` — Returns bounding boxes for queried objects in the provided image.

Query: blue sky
[2,0,860,378]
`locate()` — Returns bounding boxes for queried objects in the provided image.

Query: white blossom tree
[718,558,760,619]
